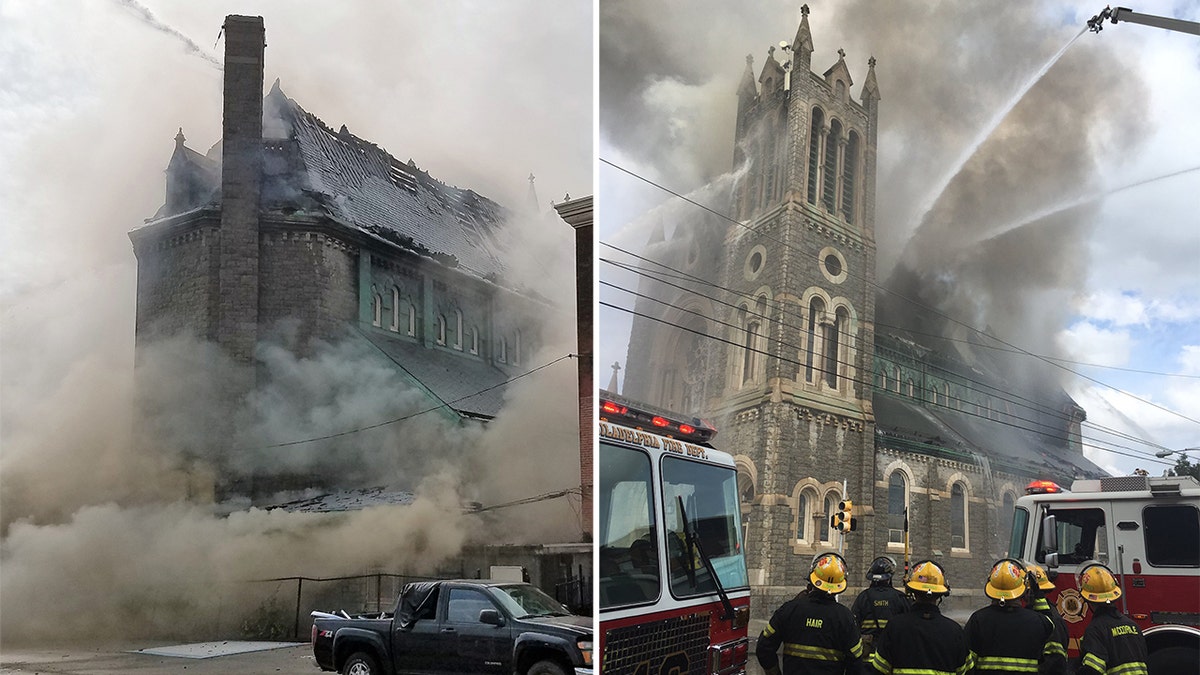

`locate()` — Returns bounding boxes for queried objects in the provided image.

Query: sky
[0,0,592,642]
[598,0,1200,478]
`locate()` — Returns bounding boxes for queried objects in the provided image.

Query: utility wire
[602,249,1176,458]
[236,353,576,451]
[602,298,1173,469]
[600,157,1200,428]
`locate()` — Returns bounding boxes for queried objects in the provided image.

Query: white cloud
[1058,321,1134,366]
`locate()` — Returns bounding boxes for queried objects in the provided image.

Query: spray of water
[909,26,1089,231]
[111,0,222,70]
[974,165,1200,244]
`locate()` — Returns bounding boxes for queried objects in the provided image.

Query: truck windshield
[663,455,749,597]
[599,441,659,609]
[490,584,572,618]
[1009,507,1028,558]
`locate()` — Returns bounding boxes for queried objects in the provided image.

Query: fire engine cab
[598,391,751,675]
[1009,474,1200,671]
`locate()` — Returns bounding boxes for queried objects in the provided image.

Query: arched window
[821,493,838,544]
[407,304,417,337]
[739,472,755,505]
[498,337,508,363]
[906,379,915,397]
[470,327,479,354]
[822,120,842,211]
[879,367,888,391]
[842,131,859,223]
[806,297,825,383]
[806,108,824,204]
[513,329,521,365]
[390,288,401,332]
[436,315,447,345]
[888,472,907,544]
[743,318,760,384]
[372,292,383,327]
[824,307,849,390]
[951,483,968,549]
[453,310,463,350]
[797,491,812,542]
[893,366,901,393]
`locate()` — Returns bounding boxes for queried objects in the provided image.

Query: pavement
[0,642,315,674]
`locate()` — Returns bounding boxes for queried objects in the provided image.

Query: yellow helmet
[1078,563,1122,603]
[809,552,848,594]
[1026,563,1055,591]
[905,560,950,596]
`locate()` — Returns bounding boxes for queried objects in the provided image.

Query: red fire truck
[598,392,751,675]
[1009,474,1200,671]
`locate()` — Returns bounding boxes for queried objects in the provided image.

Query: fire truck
[598,391,751,675]
[1009,474,1200,672]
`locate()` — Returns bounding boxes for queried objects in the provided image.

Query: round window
[824,253,842,278]
[749,251,764,273]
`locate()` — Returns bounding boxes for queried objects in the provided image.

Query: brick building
[130,16,568,502]
[618,6,1102,615]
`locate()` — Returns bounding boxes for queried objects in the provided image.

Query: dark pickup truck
[311,579,593,675]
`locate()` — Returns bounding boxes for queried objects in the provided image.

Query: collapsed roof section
[156,80,511,282]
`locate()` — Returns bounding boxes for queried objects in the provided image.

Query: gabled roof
[263,83,510,279]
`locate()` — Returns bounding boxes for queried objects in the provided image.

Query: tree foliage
[1168,454,1200,481]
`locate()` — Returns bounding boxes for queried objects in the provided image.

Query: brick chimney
[218,15,265,369]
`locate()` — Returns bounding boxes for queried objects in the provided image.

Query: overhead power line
[599,157,1200,428]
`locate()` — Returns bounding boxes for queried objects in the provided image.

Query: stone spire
[791,3,814,72]
[526,172,539,212]
[738,54,758,102]
[608,361,621,394]
[862,55,881,104]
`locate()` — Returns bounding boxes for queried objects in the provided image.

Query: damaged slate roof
[157,80,510,281]
[873,394,1103,482]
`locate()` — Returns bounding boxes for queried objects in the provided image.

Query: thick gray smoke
[601,0,1151,390]
[1,1,588,644]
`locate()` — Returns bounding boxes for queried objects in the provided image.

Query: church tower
[718,4,881,609]
[621,5,882,613]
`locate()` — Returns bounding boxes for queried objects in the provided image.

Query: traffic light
[831,499,857,532]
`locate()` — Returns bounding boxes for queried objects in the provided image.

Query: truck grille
[603,611,710,674]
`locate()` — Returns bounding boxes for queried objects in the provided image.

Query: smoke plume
[2,1,588,644]
[600,0,1151,391]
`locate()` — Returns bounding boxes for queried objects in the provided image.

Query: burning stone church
[130,16,564,503]
[617,6,1104,614]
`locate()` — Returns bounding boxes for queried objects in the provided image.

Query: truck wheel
[527,659,567,675]
[1148,646,1198,675]
[341,651,380,675]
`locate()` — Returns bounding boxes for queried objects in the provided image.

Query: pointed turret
[861,55,881,105]
[759,45,786,96]
[734,54,758,170]
[791,4,814,73]
[526,172,539,212]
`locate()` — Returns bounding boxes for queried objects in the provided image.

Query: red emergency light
[1026,479,1063,494]
[601,401,628,416]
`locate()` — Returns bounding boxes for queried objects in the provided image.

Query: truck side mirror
[478,609,504,626]
[1041,514,1058,551]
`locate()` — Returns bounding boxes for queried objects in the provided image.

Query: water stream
[910,26,1089,231]
[972,165,1200,244]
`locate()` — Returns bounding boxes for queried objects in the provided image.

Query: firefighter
[1023,563,1068,675]
[850,556,910,656]
[1075,563,1148,675]
[756,552,865,675]
[867,559,970,675]
[965,559,1056,675]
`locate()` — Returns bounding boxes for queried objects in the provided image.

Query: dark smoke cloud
[1,1,588,644]
[601,0,1151,387]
